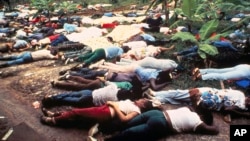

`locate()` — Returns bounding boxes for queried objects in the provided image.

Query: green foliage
[181,0,197,18]
[171,19,221,59]
[171,32,198,44]
[30,0,55,11]
[198,44,218,59]
[57,1,78,13]
[199,19,219,41]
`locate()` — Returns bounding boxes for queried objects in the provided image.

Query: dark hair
[156,70,172,84]
[141,100,162,112]
[121,45,130,53]
[107,36,114,42]
[245,96,250,109]
[50,48,58,55]
[117,89,137,101]
[195,104,214,125]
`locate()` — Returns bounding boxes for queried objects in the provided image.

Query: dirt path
[0,63,89,141]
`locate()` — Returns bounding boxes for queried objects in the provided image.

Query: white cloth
[166,107,203,133]
[118,99,141,115]
[92,82,119,106]
[123,41,147,49]
[31,50,55,61]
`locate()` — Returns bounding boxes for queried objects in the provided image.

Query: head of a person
[156,70,173,83]
[245,96,250,109]
[191,104,214,125]
[31,39,38,46]
[121,45,130,53]
[107,36,114,43]
[23,26,33,33]
[134,98,162,112]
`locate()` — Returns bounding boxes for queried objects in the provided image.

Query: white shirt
[92,82,119,106]
[31,50,55,61]
[166,107,203,133]
[118,99,141,115]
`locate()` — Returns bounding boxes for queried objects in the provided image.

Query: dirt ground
[0,60,249,141]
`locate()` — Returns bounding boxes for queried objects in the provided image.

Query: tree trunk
[164,0,169,26]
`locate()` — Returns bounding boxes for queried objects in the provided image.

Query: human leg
[201,70,248,80]
[154,89,191,104]
[52,79,102,90]
[177,46,198,56]
[54,105,112,123]
[68,75,95,84]
[199,65,239,75]
[51,34,69,46]
[41,105,111,126]
[99,62,136,73]
[5,52,32,66]
[159,45,175,52]
[78,48,105,66]
[105,110,169,141]
[49,90,94,107]
[211,41,238,51]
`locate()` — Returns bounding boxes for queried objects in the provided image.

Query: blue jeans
[107,110,170,141]
[200,64,250,80]
[177,46,198,59]
[211,41,238,51]
[154,89,191,105]
[0,52,33,66]
[0,28,11,33]
[51,34,69,46]
[51,90,94,107]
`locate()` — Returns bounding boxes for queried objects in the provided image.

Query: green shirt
[114,81,133,90]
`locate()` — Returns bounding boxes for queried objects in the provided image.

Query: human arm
[224,106,250,118]
[195,122,219,135]
[149,78,171,91]
[129,54,140,61]
[18,44,31,52]
[107,101,139,122]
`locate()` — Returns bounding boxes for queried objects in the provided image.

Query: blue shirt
[105,46,123,59]
[135,66,161,83]
[141,33,156,42]
[13,40,28,49]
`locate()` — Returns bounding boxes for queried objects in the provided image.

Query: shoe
[143,92,155,99]
[40,116,55,125]
[71,63,84,71]
[41,107,53,117]
[146,88,154,96]
[65,58,74,65]
[61,55,66,61]
[87,136,97,141]
[176,56,183,62]
[58,71,70,81]
[88,123,99,136]
[50,80,58,87]
[59,69,69,75]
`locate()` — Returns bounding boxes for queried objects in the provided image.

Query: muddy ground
[0,59,249,141]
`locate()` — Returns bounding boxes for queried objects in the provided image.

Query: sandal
[41,107,61,117]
